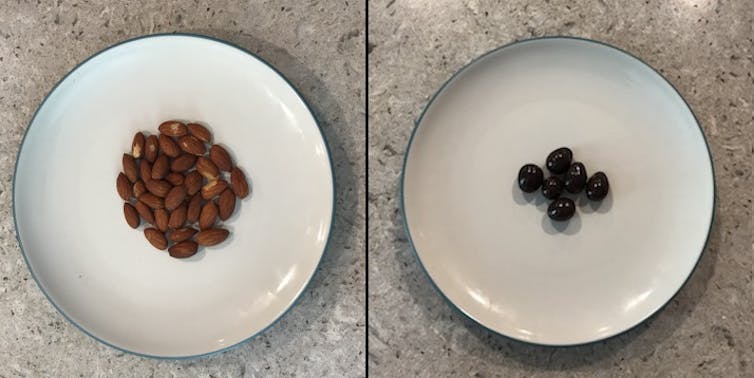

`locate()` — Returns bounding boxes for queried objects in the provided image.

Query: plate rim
[400,35,716,347]
[12,32,336,359]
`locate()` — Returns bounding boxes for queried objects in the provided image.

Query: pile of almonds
[117,121,250,258]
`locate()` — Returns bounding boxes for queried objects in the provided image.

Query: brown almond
[116,173,132,201]
[209,145,233,172]
[151,155,169,180]
[169,202,187,229]
[178,135,206,156]
[195,228,229,246]
[154,209,169,232]
[199,201,218,230]
[158,134,181,157]
[184,171,203,196]
[187,123,212,143]
[145,179,172,197]
[230,167,250,199]
[169,227,198,243]
[140,193,164,209]
[123,203,140,228]
[158,121,188,137]
[186,193,202,224]
[139,160,152,181]
[218,188,236,221]
[145,135,159,162]
[201,179,228,200]
[133,180,147,198]
[196,157,220,180]
[165,172,184,186]
[170,154,197,172]
[135,201,154,224]
[168,240,198,258]
[131,132,145,159]
[144,228,168,250]
[164,185,186,211]
[123,154,138,182]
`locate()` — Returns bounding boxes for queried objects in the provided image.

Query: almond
[154,209,169,232]
[140,193,164,209]
[195,228,229,246]
[169,202,187,229]
[135,201,154,224]
[187,193,202,224]
[209,145,233,172]
[196,157,220,180]
[165,172,184,186]
[178,135,206,156]
[201,179,228,200]
[168,240,198,258]
[187,123,212,143]
[116,173,132,200]
[199,201,218,230]
[144,228,167,250]
[145,179,172,197]
[122,154,138,182]
[158,121,188,137]
[169,227,197,243]
[218,188,236,221]
[184,171,203,196]
[230,167,250,199]
[139,160,152,181]
[170,154,196,172]
[131,132,145,159]
[158,134,181,157]
[123,203,140,228]
[151,155,169,180]
[164,185,186,211]
[133,180,147,198]
[145,135,159,162]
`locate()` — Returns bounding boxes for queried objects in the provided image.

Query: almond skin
[230,167,250,199]
[165,186,187,211]
[195,228,229,246]
[140,193,164,209]
[158,121,188,137]
[187,193,202,224]
[116,173,132,200]
[169,240,198,258]
[169,227,197,243]
[122,154,138,182]
[199,201,218,230]
[151,155,169,180]
[201,179,228,200]
[145,179,172,197]
[133,180,147,198]
[135,201,154,224]
[184,171,203,196]
[145,135,159,162]
[139,160,152,181]
[170,154,197,172]
[158,134,181,157]
[169,202,187,229]
[144,228,168,250]
[195,157,220,180]
[165,172,184,186]
[132,132,145,158]
[123,203,140,228]
[178,135,206,156]
[218,188,236,221]
[209,145,233,172]
[154,209,169,232]
[187,123,212,143]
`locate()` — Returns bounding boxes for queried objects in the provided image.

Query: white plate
[14,34,334,357]
[402,37,714,346]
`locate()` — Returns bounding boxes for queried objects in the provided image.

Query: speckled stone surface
[368,0,752,377]
[0,1,364,376]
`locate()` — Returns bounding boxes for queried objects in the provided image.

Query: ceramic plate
[402,37,714,346]
[14,34,334,357]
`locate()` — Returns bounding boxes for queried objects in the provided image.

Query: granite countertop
[0,1,365,376]
[368,0,752,377]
